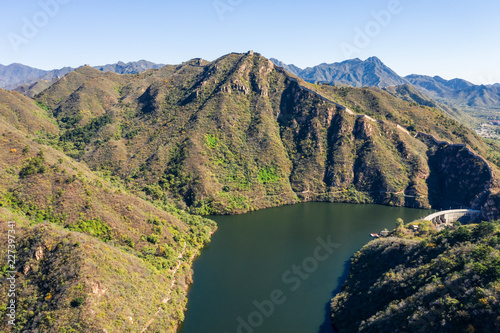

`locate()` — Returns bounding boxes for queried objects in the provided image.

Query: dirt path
[140,244,187,333]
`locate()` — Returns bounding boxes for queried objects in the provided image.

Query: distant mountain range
[93,60,165,74]
[3,57,500,123]
[270,56,408,88]
[270,57,500,121]
[405,74,500,112]
[0,64,73,90]
[0,60,165,91]
[1,51,499,331]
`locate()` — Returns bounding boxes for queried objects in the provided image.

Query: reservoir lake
[180,203,430,333]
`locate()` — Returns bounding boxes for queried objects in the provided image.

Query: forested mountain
[1,51,499,332]
[26,52,500,217]
[331,220,500,332]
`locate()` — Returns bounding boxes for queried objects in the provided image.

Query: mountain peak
[271,56,406,88]
[94,60,165,74]
[75,65,103,76]
[183,58,210,66]
[365,56,383,64]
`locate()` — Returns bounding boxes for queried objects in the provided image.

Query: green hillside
[0,91,215,332]
[1,51,500,332]
[331,220,500,333]
[383,84,478,127]
[33,52,500,217]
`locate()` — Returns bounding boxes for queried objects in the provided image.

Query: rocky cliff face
[417,132,498,217]
[1,51,500,332]
[31,52,500,218]
[427,143,491,209]
[483,192,500,221]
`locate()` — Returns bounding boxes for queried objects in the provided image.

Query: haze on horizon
[1,0,499,85]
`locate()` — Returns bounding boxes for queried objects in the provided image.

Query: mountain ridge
[0,60,166,91]
[7,57,500,125]
[31,51,500,218]
[271,58,500,123]
[271,56,409,88]
[1,51,500,332]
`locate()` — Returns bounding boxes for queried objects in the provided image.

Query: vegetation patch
[257,166,280,183]
[67,217,112,241]
[59,115,112,155]
[204,134,219,149]
[35,101,51,112]
[19,151,46,178]
[70,296,85,308]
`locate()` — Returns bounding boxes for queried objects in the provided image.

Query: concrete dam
[423,209,482,228]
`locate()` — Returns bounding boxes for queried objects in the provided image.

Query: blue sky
[1,0,499,84]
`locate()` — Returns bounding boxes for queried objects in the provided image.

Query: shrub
[70,296,85,308]
[257,166,279,183]
[67,218,112,241]
[147,216,163,225]
[147,234,160,244]
[453,226,471,242]
[35,101,51,112]
[124,129,139,140]
[144,184,164,200]
[205,134,219,149]
[121,235,135,248]
[474,221,497,238]
[19,151,46,178]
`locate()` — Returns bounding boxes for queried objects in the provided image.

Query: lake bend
[179,203,431,333]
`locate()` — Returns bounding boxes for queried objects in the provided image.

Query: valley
[0,51,499,332]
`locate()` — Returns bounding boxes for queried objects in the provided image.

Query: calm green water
[179,203,430,333]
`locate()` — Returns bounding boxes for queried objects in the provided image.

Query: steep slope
[0,98,216,332]
[306,83,490,157]
[12,79,56,98]
[271,57,409,87]
[331,220,500,333]
[33,52,500,218]
[0,89,58,135]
